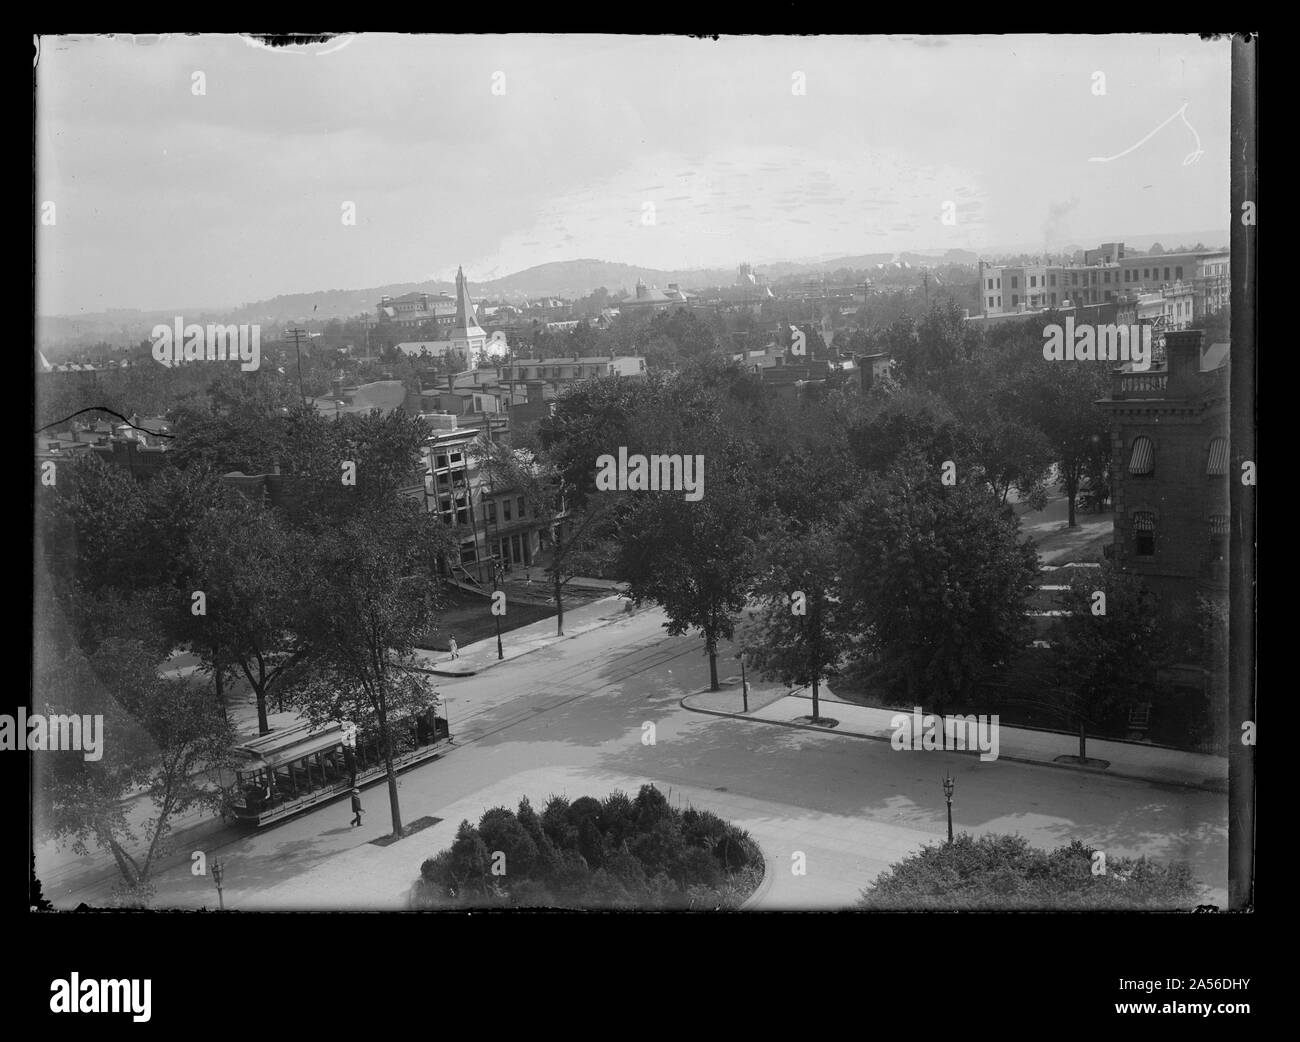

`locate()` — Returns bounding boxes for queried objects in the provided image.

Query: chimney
[1165,329,1205,397]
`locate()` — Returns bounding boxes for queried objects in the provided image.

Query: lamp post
[736,650,748,712]
[492,557,504,660]
[211,860,225,911]
[942,772,955,844]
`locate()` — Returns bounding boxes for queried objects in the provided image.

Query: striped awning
[1207,437,1229,476]
[1133,512,1155,532]
[1128,437,1154,475]
[1210,514,1230,536]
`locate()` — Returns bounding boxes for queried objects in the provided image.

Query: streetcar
[222,704,450,827]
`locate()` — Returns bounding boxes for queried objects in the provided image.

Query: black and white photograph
[28,30,1255,943]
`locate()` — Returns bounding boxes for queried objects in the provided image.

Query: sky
[35,33,1231,315]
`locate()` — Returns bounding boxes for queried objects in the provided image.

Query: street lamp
[735,650,749,712]
[211,860,225,911]
[492,556,504,660]
[942,772,955,844]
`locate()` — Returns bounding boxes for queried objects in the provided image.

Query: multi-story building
[619,279,691,314]
[411,416,550,583]
[1118,250,1230,321]
[1096,329,1229,620]
[496,355,646,403]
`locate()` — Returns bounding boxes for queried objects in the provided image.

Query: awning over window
[1210,514,1230,536]
[1128,437,1154,475]
[1207,437,1228,476]
[1133,512,1155,532]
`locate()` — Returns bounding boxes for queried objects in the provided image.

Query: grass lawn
[415,585,609,650]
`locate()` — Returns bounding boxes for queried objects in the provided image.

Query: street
[36,605,1228,910]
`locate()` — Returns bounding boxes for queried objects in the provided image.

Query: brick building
[1097,328,1229,622]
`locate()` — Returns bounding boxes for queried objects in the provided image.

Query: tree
[838,451,1038,710]
[474,438,616,636]
[34,580,238,906]
[1008,354,1110,527]
[1046,565,1163,761]
[615,404,761,690]
[292,500,453,837]
[738,521,850,721]
[177,491,312,734]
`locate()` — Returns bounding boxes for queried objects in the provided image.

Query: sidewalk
[682,686,1228,793]
[411,593,640,677]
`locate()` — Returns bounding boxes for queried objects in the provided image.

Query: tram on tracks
[223,704,450,828]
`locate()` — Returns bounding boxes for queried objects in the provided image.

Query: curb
[678,697,1228,795]
[414,598,649,678]
[739,854,775,911]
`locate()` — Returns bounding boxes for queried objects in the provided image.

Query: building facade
[1096,329,1229,621]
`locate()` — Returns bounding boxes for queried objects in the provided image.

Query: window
[486,500,497,523]
[988,296,995,308]
[1071,273,1078,286]
[1104,271,1111,283]
[1143,268,1150,279]
[1209,515,1229,561]
[1133,511,1156,556]
[1050,293,1056,305]
[1128,436,1154,475]
[1030,276,1037,287]
[986,278,993,289]
[1176,266,1183,280]
[1011,294,1019,306]
[503,500,512,522]
[1011,276,1019,288]
[1105,291,1113,302]
[1050,274,1057,287]
[518,496,526,516]
[1164,267,1171,281]
[1206,437,1228,476]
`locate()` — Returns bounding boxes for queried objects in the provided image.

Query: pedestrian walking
[448,635,459,660]
[350,787,363,827]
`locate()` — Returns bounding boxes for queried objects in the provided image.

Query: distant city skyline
[36,33,1230,314]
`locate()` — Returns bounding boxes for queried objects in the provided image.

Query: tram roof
[235,719,345,772]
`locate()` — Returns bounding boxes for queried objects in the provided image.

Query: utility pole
[285,327,308,407]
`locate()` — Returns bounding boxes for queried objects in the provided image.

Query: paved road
[36,607,1228,910]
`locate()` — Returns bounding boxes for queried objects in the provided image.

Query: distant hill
[35,231,1229,353]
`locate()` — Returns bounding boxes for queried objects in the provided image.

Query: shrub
[420,850,455,890]
[511,879,557,909]
[414,788,764,910]
[633,784,673,831]
[605,848,649,894]
[478,807,540,880]
[714,826,759,872]
[586,868,636,909]
[541,795,577,850]
[600,790,636,845]
[569,796,603,828]
[516,796,545,846]
[630,818,687,876]
[577,816,607,869]
[547,849,593,901]
[859,833,1203,910]
[678,847,724,888]
[447,820,492,894]
[682,808,729,852]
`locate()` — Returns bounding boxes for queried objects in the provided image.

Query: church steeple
[451,265,485,340]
